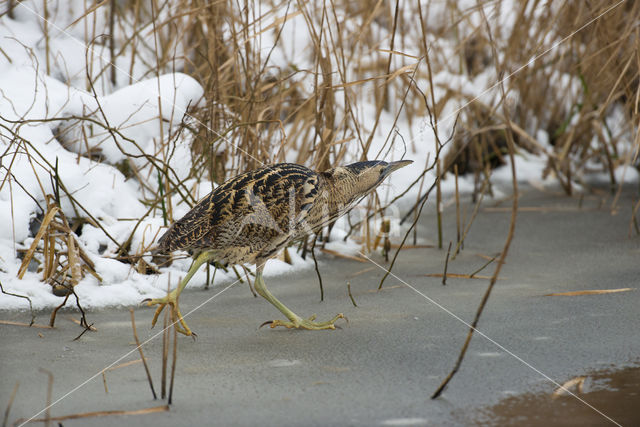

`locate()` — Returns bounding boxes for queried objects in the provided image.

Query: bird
[145,159,413,336]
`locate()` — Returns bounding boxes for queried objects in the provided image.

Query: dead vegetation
[0,0,638,335]
[17,195,102,296]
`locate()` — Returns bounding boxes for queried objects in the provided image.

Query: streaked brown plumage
[146,160,412,336]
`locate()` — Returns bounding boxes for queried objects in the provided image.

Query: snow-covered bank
[1,1,638,311]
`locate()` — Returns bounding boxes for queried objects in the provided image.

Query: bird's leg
[254,265,344,330]
[143,251,213,336]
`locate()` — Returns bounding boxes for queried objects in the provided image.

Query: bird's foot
[261,313,345,330]
[142,290,194,337]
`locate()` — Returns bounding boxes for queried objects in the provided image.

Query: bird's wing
[211,164,322,259]
[155,193,216,253]
[230,164,321,239]
[156,164,322,257]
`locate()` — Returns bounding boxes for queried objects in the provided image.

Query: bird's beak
[381,159,413,179]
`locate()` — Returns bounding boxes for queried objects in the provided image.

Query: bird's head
[324,159,413,197]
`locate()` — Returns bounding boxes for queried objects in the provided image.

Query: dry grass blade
[16,195,102,302]
[424,273,495,280]
[368,284,402,293]
[544,288,633,297]
[15,405,169,424]
[388,244,432,249]
[484,206,592,213]
[17,206,59,279]
[67,234,81,287]
[347,267,375,278]
[319,248,368,263]
[551,376,586,399]
[0,320,51,329]
[105,358,145,372]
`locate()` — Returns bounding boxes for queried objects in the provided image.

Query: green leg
[253,265,343,330]
[144,251,213,336]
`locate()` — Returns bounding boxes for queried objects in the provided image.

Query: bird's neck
[324,174,363,215]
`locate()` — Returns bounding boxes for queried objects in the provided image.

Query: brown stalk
[101,371,108,394]
[49,293,70,327]
[454,164,461,249]
[630,198,640,237]
[452,169,491,259]
[469,255,498,278]
[161,284,170,399]
[168,320,178,405]
[310,237,324,302]
[130,309,157,400]
[17,206,59,279]
[361,0,401,159]
[38,368,53,427]
[442,242,452,286]
[347,282,357,307]
[436,158,443,249]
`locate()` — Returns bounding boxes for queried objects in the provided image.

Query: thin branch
[0,280,35,325]
[431,6,519,399]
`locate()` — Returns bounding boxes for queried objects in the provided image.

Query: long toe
[142,292,194,336]
[267,313,345,330]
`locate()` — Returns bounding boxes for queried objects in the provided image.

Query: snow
[1,2,637,312]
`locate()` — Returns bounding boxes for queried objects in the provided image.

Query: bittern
[145,160,412,336]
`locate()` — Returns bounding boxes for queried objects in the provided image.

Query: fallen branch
[431,11,519,399]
